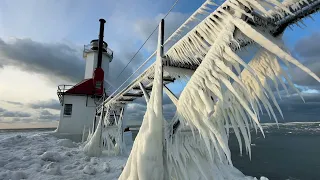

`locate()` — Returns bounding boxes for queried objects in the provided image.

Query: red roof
[65,78,96,95]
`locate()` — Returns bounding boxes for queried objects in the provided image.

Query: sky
[0,0,319,129]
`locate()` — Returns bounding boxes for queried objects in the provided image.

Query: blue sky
[0,0,319,128]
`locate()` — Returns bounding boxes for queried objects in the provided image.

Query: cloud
[123,93,177,126]
[29,99,61,111]
[11,118,33,123]
[38,110,59,121]
[0,38,85,83]
[0,108,34,122]
[1,100,23,106]
[294,32,320,58]
[1,111,32,118]
[291,32,320,88]
[260,92,320,122]
[0,37,146,91]
[107,49,145,88]
[0,107,5,112]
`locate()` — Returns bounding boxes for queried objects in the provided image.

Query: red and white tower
[55,19,113,141]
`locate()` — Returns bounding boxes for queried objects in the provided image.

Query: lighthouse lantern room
[55,19,113,141]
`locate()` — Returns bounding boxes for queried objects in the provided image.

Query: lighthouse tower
[55,19,113,141]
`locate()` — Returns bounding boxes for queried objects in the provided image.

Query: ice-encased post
[119,19,165,180]
[154,19,164,116]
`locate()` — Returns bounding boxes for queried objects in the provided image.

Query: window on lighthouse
[64,104,73,116]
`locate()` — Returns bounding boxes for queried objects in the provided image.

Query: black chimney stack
[97,19,106,68]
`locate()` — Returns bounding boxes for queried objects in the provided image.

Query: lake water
[230,122,320,180]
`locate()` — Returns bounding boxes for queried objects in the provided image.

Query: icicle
[230,16,320,82]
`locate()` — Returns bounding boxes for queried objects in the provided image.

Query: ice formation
[83,114,103,157]
[109,0,319,179]
[163,0,319,179]
[101,105,127,156]
[119,20,165,180]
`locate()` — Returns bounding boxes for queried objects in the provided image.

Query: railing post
[163,85,178,106]
[139,82,150,103]
[153,19,164,116]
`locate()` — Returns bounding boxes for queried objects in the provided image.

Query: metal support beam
[117,99,134,102]
[118,107,125,154]
[123,93,143,97]
[139,82,150,103]
[133,87,152,91]
[163,85,178,106]
[148,77,175,82]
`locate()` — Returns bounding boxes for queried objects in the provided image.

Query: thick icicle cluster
[165,0,319,179]
[83,114,103,157]
[165,129,269,180]
[113,0,320,179]
[101,105,126,156]
[119,28,165,179]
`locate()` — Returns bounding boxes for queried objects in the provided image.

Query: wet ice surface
[0,131,127,180]
[230,122,320,180]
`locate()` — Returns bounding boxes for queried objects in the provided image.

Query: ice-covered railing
[163,0,319,179]
[96,0,319,113]
[96,0,218,111]
[90,0,320,178]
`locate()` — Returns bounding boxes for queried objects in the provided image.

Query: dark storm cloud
[0,107,5,112]
[0,37,146,88]
[291,32,320,87]
[123,93,177,125]
[28,99,61,111]
[294,32,320,58]
[0,38,85,83]
[260,93,320,122]
[107,50,145,88]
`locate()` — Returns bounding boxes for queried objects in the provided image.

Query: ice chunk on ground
[103,162,110,172]
[64,164,76,170]
[83,156,90,162]
[90,157,98,165]
[43,162,62,175]
[41,152,62,162]
[11,171,27,180]
[64,151,73,157]
[83,165,96,175]
[57,139,75,148]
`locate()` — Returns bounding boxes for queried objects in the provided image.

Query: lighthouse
[55,19,113,141]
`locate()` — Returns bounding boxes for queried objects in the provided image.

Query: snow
[41,152,62,162]
[0,132,128,180]
[57,139,76,148]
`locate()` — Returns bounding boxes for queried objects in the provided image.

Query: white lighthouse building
[55,19,113,141]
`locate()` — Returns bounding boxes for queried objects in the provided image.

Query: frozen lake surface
[0,130,128,180]
[1,122,320,179]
